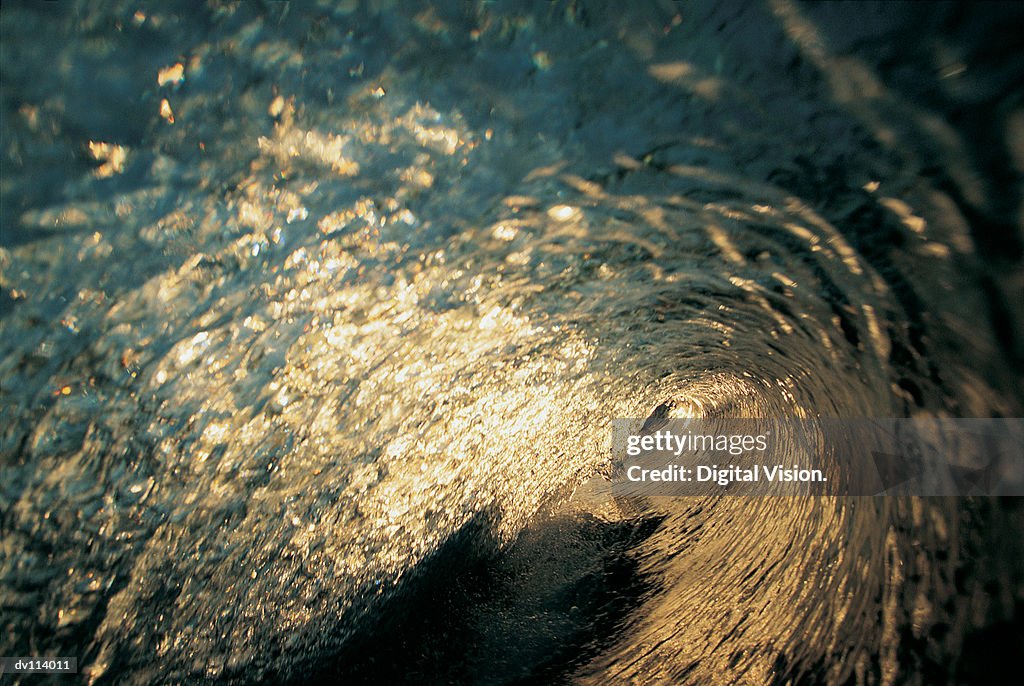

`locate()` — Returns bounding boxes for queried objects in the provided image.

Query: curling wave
[1,1,1021,684]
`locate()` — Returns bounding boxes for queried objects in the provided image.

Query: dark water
[1,1,1022,684]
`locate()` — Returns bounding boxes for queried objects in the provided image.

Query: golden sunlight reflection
[157,62,185,87]
[87,141,127,178]
[159,98,174,124]
[4,4,1015,682]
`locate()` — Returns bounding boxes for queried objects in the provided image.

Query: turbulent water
[1,1,1022,684]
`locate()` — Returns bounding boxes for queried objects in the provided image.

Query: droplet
[160,99,175,124]
[157,63,185,87]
